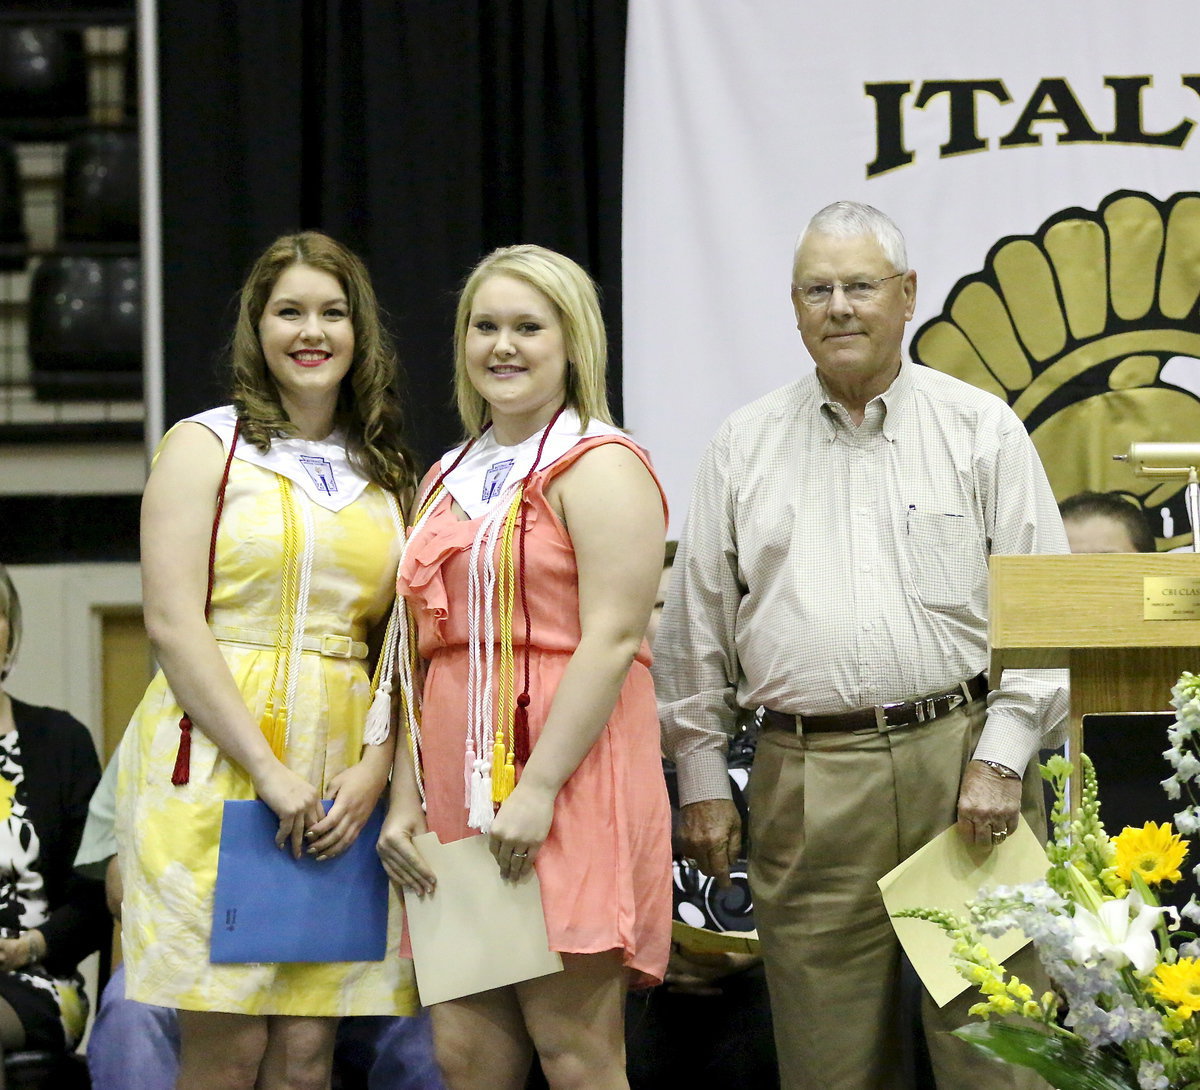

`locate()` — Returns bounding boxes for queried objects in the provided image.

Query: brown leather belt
[761,673,988,736]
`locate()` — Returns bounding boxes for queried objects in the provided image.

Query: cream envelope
[671,919,761,955]
[878,818,1049,1007]
[402,832,563,1005]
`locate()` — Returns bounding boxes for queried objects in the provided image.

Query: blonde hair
[452,244,614,437]
[228,232,416,499]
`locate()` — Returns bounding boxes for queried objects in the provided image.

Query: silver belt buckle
[872,701,906,732]
[873,688,964,732]
[917,689,965,724]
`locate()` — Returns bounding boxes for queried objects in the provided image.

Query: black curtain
[159,0,628,468]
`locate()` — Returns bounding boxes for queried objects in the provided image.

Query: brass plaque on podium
[1144,576,1200,620]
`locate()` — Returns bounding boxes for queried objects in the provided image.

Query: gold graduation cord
[399,416,551,812]
[491,488,523,803]
[259,476,300,760]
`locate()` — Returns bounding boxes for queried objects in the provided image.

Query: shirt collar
[814,359,912,441]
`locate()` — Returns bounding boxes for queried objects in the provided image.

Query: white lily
[1068,890,1167,974]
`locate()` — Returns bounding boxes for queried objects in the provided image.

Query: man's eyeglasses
[794,273,904,309]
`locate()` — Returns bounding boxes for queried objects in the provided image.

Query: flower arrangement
[897,672,1200,1090]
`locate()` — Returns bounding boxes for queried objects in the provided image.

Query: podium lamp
[1113,442,1200,552]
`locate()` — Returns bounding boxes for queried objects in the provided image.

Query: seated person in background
[1059,490,1156,554]
[0,564,107,1077]
[73,753,178,1090]
[76,750,445,1090]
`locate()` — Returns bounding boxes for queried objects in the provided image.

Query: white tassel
[363,678,392,745]
[467,763,485,828]
[468,760,494,832]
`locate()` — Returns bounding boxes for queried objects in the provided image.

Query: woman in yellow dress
[115,232,418,1090]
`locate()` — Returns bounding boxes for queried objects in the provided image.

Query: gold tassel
[490,740,507,803]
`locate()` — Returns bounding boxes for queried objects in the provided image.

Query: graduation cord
[171,425,240,786]
[395,405,565,829]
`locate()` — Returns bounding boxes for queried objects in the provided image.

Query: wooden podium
[990,553,1200,760]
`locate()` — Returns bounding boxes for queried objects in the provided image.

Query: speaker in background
[0,136,27,271]
[60,127,140,243]
[0,27,89,134]
[27,254,142,400]
[1084,711,1197,912]
[121,29,137,120]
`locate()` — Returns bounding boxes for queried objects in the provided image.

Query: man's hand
[956,759,1022,848]
[678,798,743,889]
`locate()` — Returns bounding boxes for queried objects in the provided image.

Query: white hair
[793,201,908,283]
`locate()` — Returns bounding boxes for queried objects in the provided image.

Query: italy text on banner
[623,0,1200,541]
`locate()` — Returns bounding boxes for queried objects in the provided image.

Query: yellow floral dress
[115,408,416,1016]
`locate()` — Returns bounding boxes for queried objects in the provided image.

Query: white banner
[624,0,1200,542]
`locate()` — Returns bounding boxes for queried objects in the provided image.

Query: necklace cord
[512,405,565,763]
[399,406,567,821]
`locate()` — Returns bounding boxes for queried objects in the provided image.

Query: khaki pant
[748,701,1049,1090]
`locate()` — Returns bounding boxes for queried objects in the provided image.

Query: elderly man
[653,201,1066,1090]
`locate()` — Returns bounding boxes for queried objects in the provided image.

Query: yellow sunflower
[1152,958,1200,1018]
[1113,821,1187,885]
[0,776,14,821]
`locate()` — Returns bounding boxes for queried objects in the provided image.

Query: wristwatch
[978,759,1020,779]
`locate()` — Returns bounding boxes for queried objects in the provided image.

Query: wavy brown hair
[228,232,416,500]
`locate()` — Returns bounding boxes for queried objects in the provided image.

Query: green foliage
[953,1024,1137,1090]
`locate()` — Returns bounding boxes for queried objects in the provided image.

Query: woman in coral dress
[379,245,671,1089]
[116,233,418,1090]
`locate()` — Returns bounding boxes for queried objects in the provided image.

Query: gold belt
[210,624,368,660]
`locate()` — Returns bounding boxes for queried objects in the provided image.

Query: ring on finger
[512,850,528,859]
[991,830,1008,843]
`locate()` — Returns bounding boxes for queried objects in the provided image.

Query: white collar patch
[440,409,626,519]
[185,405,370,512]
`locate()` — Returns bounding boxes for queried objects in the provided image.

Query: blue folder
[210,799,389,963]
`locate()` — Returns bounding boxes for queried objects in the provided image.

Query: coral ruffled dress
[398,435,671,986]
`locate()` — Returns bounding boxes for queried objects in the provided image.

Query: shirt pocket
[901,505,980,610]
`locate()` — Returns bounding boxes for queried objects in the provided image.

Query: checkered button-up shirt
[654,362,1069,806]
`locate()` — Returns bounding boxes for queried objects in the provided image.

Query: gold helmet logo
[912,190,1200,550]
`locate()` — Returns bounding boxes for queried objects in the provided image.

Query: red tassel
[171,715,193,785]
[513,693,531,764]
